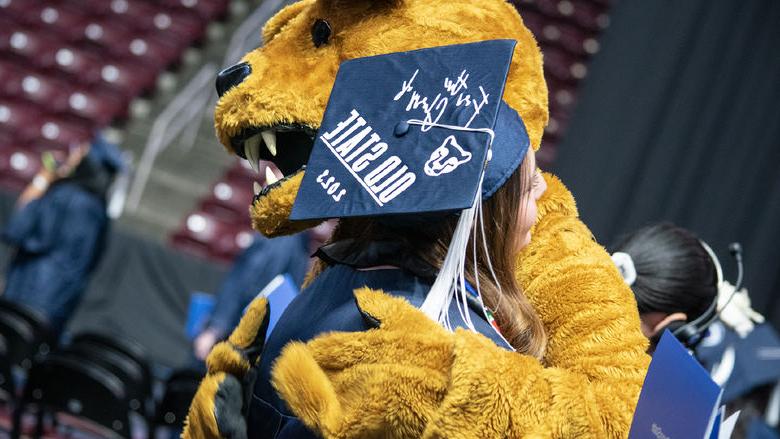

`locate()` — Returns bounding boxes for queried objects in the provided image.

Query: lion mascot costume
[183,0,651,437]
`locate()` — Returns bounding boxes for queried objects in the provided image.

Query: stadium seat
[200,179,255,224]
[60,344,151,420]
[14,354,132,439]
[0,98,43,143]
[568,0,608,31]
[0,305,50,371]
[0,59,27,97]
[0,0,44,21]
[136,9,207,48]
[80,18,182,69]
[152,368,202,435]
[33,114,95,151]
[0,148,42,192]
[171,210,255,263]
[36,45,105,85]
[225,159,258,182]
[541,44,586,83]
[64,87,128,126]
[11,72,70,111]
[70,332,153,406]
[9,3,87,32]
[0,27,60,62]
[0,335,14,404]
[161,0,230,22]
[96,59,159,98]
[1,69,126,127]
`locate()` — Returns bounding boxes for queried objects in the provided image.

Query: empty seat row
[0,298,203,438]
[170,160,256,263]
[516,0,610,32]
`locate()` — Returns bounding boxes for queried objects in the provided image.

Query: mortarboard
[697,322,780,403]
[290,40,531,341]
[290,39,529,221]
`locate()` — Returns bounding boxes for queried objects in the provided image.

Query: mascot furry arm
[270,173,651,439]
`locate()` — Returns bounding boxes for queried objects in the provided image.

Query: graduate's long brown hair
[311,157,547,358]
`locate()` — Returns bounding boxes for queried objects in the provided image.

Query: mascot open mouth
[229,123,317,203]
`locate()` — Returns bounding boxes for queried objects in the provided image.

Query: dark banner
[554,0,780,326]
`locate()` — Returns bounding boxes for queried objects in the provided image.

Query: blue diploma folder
[253,273,300,337]
[629,331,724,439]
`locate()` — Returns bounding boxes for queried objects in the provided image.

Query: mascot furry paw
[199,0,651,437]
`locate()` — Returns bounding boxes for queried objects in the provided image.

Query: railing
[125,64,217,211]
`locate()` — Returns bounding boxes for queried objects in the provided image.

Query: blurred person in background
[192,220,336,360]
[1,136,124,335]
[612,222,779,439]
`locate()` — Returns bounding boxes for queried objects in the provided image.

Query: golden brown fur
[271,174,651,438]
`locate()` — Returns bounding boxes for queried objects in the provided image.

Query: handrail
[126,64,217,210]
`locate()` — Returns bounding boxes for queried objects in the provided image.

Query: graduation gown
[247,240,511,438]
[1,182,108,331]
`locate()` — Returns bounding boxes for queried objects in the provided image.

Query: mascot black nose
[216,62,251,97]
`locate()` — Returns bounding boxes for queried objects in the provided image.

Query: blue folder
[630,330,724,439]
[253,273,300,338]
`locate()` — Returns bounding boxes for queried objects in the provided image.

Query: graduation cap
[696,322,780,403]
[291,40,531,340]
[290,39,528,221]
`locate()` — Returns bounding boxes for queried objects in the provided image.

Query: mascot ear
[262,1,309,44]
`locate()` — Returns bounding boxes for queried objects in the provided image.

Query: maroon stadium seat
[13,72,71,111]
[36,45,105,85]
[64,87,128,126]
[12,3,88,32]
[199,179,255,225]
[518,9,546,38]
[0,98,43,143]
[541,45,586,83]
[556,22,598,56]
[0,26,60,61]
[568,0,608,31]
[30,114,95,150]
[161,0,230,22]
[0,147,42,192]
[225,160,258,182]
[171,211,255,263]
[0,0,43,21]
[128,8,207,48]
[533,0,606,31]
[96,59,159,99]
[73,18,179,70]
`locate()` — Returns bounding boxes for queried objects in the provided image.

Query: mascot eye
[311,19,332,48]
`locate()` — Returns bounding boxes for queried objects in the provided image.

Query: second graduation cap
[290,39,530,222]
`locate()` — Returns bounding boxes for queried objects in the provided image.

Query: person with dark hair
[612,222,780,438]
[1,136,123,334]
[611,222,720,348]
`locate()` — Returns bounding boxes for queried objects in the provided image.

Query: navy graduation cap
[290,40,530,221]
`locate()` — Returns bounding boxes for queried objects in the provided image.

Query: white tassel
[420,179,481,331]
[410,118,513,348]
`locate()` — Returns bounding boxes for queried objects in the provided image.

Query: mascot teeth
[261,130,277,156]
[253,181,261,195]
[244,134,262,173]
[265,166,279,185]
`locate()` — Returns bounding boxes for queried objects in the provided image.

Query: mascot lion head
[214,0,548,236]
